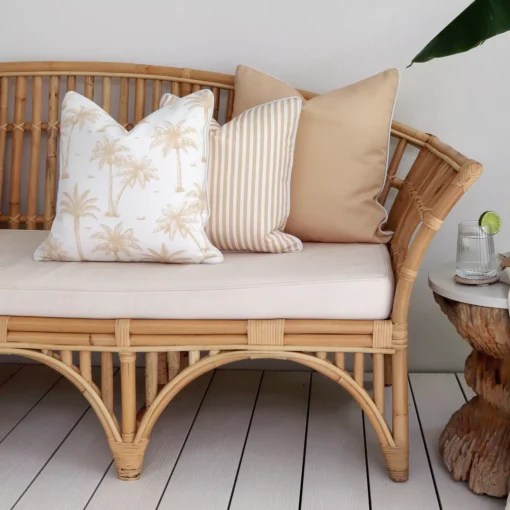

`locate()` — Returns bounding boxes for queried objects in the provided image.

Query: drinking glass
[456,221,497,280]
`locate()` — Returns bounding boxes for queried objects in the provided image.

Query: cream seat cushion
[0,232,394,320]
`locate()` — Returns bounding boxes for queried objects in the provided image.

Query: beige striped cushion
[161,94,303,253]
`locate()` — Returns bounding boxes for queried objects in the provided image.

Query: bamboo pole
[334,352,345,370]
[188,351,200,366]
[353,352,364,388]
[212,87,220,120]
[101,352,114,417]
[226,89,234,122]
[0,62,236,88]
[180,75,191,97]
[146,352,158,407]
[120,352,137,442]
[114,319,374,336]
[392,350,408,448]
[0,77,7,212]
[373,353,385,414]
[9,76,27,229]
[285,320,374,335]
[44,76,59,230]
[129,334,373,348]
[384,355,393,386]
[129,320,247,335]
[3,342,393,355]
[84,75,94,100]
[102,77,111,113]
[134,78,145,124]
[26,76,42,230]
[0,70,234,90]
[80,351,92,384]
[152,80,162,111]
[167,352,180,381]
[66,75,76,92]
[7,332,95,345]
[157,352,168,386]
[61,350,73,367]
[171,82,180,97]
[119,78,129,129]
[7,317,116,333]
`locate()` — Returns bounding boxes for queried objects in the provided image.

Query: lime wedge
[479,211,501,235]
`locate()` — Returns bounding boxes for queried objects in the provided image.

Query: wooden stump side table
[429,262,510,497]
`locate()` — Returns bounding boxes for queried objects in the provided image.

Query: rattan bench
[0,61,482,481]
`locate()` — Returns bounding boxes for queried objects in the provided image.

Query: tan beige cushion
[160,94,303,253]
[0,231,394,320]
[233,66,400,243]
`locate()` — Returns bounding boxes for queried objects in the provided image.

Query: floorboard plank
[159,371,262,510]
[365,382,440,510]
[14,369,132,510]
[0,364,22,386]
[456,373,476,400]
[301,372,369,510]
[0,365,61,442]
[86,372,213,510]
[229,371,311,510]
[410,373,505,510]
[0,372,93,510]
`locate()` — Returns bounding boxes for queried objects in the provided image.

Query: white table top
[428,262,508,309]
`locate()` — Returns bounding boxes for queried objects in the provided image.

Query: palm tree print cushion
[160,94,303,253]
[33,90,223,264]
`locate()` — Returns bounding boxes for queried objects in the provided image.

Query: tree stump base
[433,293,510,498]
[440,396,510,497]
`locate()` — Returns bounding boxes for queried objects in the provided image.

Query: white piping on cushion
[376,68,401,238]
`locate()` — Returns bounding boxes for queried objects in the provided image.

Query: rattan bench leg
[382,444,409,482]
[108,439,149,481]
[384,354,393,386]
[387,349,409,481]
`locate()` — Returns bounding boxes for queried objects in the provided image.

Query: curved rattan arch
[136,351,395,448]
[0,347,122,443]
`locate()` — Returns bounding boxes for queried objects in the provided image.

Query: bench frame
[0,62,482,481]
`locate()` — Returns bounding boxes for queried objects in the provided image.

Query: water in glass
[456,221,496,280]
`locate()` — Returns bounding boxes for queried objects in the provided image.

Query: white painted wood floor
[0,364,504,510]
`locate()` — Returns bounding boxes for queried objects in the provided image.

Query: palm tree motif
[142,243,193,263]
[113,155,159,216]
[154,202,204,250]
[37,233,71,261]
[150,120,197,193]
[185,181,212,248]
[59,184,100,261]
[185,91,213,162]
[91,222,142,261]
[61,106,101,179]
[90,137,129,216]
[186,182,207,216]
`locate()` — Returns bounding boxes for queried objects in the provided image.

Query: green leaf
[411,0,510,65]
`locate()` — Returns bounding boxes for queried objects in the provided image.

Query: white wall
[2,0,508,371]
